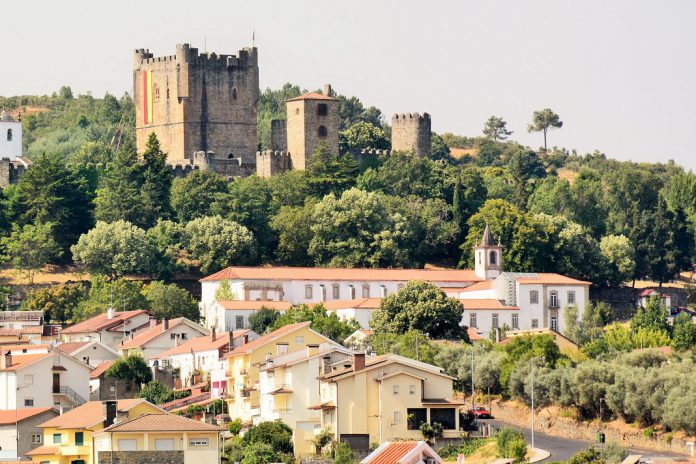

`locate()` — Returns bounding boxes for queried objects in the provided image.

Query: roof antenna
[252,29,255,47]
[204,35,207,53]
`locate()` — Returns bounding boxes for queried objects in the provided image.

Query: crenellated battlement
[393,112,431,121]
[134,44,257,69]
[391,111,432,157]
[256,150,291,177]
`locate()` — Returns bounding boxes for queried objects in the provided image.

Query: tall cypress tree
[140,133,173,228]
[94,139,144,226]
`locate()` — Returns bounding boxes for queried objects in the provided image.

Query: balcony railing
[53,386,87,406]
[273,408,292,413]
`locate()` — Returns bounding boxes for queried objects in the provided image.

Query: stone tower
[0,110,22,160]
[133,43,259,166]
[286,84,340,170]
[391,112,431,157]
[474,224,504,280]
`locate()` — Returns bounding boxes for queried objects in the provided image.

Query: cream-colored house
[315,354,464,450]
[258,343,353,455]
[60,309,153,346]
[117,318,209,360]
[93,414,220,464]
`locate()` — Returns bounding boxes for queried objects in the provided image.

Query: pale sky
[4,1,695,169]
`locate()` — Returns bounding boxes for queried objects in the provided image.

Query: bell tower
[474,224,504,280]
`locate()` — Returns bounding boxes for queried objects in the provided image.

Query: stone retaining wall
[98,450,184,464]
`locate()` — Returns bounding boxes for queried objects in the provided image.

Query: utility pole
[530,356,544,450]
[471,347,475,421]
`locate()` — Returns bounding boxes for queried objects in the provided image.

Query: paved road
[481,419,691,462]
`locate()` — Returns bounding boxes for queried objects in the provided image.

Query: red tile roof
[26,445,60,456]
[224,322,312,357]
[0,407,56,425]
[323,298,382,310]
[55,341,89,354]
[467,327,483,341]
[217,300,293,311]
[103,414,220,432]
[0,353,52,372]
[155,331,249,359]
[119,318,188,349]
[0,326,44,336]
[60,310,150,334]
[286,92,337,102]
[201,266,481,283]
[89,360,114,379]
[457,280,494,292]
[513,273,591,285]
[368,441,419,464]
[39,399,150,429]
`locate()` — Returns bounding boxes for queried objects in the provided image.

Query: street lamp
[530,356,544,450]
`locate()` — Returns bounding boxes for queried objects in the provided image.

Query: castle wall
[391,112,431,157]
[271,119,287,152]
[256,151,291,178]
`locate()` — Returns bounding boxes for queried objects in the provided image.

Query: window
[31,433,41,444]
[295,108,300,115]
[531,319,539,328]
[407,408,427,430]
[166,87,170,99]
[53,434,62,444]
[550,291,559,308]
[318,125,328,138]
[362,284,370,298]
[317,103,328,116]
[469,313,477,329]
[295,336,304,345]
[332,284,340,299]
[567,291,576,304]
[551,316,558,332]
[409,385,416,395]
[305,285,313,299]
[478,251,482,264]
[155,438,174,450]
[235,316,244,329]
[53,355,61,365]
[393,385,399,395]
[117,439,137,451]
[393,411,401,423]
[380,285,387,297]
[7,128,12,141]
[512,314,519,329]
[277,343,289,355]
[181,333,187,340]
[348,285,356,299]
[430,408,456,430]
[530,290,538,304]
[82,357,90,365]
[153,84,160,102]
[232,87,238,100]
[489,250,497,265]
[24,374,33,386]
[320,285,327,301]
[189,438,209,447]
[492,314,499,328]
[75,432,84,446]
[24,398,34,407]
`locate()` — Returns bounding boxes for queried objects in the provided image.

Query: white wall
[0,121,21,160]
[70,342,119,367]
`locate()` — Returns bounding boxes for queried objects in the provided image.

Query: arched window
[489,250,497,265]
[318,126,328,138]
[6,128,12,141]
[232,87,238,100]
[228,153,235,159]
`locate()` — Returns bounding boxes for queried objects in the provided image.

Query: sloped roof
[26,445,60,456]
[201,266,481,283]
[506,272,591,285]
[0,407,55,425]
[362,441,443,464]
[286,92,337,102]
[60,310,150,334]
[480,224,496,246]
[119,318,205,350]
[0,352,52,372]
[224,322,312,357]
[39,399,152,429]
[260,343,348,371]
[458,280,494,292]
[323,298,382,310]
[89,360,114,379]
[0,326,44,336]
[155,331,250,359]
[55,341,89,354]
[217,300,293,311]
[103,414,220,432]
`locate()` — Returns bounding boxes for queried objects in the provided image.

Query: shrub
[334,442,354,464]
[495,427,527,463]
[228,418,243,435]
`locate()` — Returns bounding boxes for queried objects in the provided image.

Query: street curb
[528,447,551,463]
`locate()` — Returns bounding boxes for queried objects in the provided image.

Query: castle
[135,43,434,178]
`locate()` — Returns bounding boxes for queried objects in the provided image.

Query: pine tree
[94,139,144,226]
[140,133,173,228]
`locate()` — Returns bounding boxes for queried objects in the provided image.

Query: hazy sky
[4,1,695,168]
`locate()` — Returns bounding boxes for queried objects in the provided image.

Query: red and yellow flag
[142,70,153,125]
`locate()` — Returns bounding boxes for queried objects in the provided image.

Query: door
[550,316,558,332]
[53,373,60,393]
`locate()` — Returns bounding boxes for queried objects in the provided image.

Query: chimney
[243,335,249,345]
[0,351,11,369]
[149,317,157,328]
[323,84,332,96]
[211,327,216,342]
[353,353,365,372]
[306,344,320,358]
[107,308,115,320]
[162,319,169,331]
[103,400,118,427]
[322,356,332,375]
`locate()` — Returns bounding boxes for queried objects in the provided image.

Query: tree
[21,283,86,324]
[74,276,149,322]
[139,133,173,228]
[305,143,360,197]
[431,133,453,162]
[631,295,669,333]
[183,216,256,274]
[94,141,145,226]
[334,442,354,464]
[242,421,294,455]
[600,235,635,287]
[215,279,236,300]
[483,116,513,141]
[142,282,199,322]
[370,281,468,340]
[106,353,153,385]
[527,108,563,151]
[340,121,389,152]
[495,427,527,463]
[70,220,160,278]
[671,312,696,351]
[271,304,359,344]
[2,223,61,283]
[370,329,439,364]
[171,170,230,222]
[249,308,280,334]
[241,443,279,464]
[271,201,316,266]
[337,94,383,130]
[138,380,188,404]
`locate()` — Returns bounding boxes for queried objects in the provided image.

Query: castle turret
[391,112,431,157]
[474,224,504,280]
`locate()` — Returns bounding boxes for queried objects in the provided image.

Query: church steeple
[474,224,504,280]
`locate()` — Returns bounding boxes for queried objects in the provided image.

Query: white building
[0,311,43,330]
[60,309,153,346]
[208,300,292,332]
[116,317,209,360]
[55,340,120,367]
[0,349,92,410]
[0,408,59,460]
[0,110,22,160]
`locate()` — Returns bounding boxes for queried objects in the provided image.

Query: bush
[419,422,444,441]
[242,442,279,464]
[334,442,354,464]
[495,427,527,463]
[242,421,293,455]
[228,418,243,435]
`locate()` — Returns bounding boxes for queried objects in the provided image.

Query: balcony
[53,386,87,406]
[269,384,293,395]
[272,408,293,413]
[60,445,90,456]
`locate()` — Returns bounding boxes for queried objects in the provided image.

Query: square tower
[474,224,504,280]
[133,43,259,166]
[391,112,431,157]
[286,84,340,170]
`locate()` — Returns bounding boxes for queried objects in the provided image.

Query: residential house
[637,289,672,309]
[93,414,221,464]
[315,353,465,450]
[0,349,92,410]
[360,441,444,464]
[0,326,60,344]
[60,309,152,347]
[258,343,354,455]
[0,408,59,460]
[208,300,292,332]
[0,311,43,329]
[323,299,381,330]
[88,361,144,402]
[56,341,120,368]
[27,399,165,464]
[154,329,258,397]
[116,318,209,361]
[224,322,338,422]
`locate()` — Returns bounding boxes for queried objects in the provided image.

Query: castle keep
[134,44,259,172]
[391,112,431,157]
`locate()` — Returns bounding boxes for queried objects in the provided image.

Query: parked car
[470,406,493,419]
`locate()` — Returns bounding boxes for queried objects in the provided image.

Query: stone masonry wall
[271,119,287,151]
[98,451,184,464]
[391,112,431,157]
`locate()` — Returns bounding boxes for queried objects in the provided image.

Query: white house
[0,311,43,329]
[56,340,120,367]
[116,318,209,360]
[637,289,672,309]
[209,300,292,332]
[0,349,92,410]
[0,110,22,160]
[60,309,152,346]
[0,407,59,460]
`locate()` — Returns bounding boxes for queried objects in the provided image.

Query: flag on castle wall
[142,70,153,125]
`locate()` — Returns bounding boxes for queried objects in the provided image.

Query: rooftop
[103,413,220,432]
[119,318,201,349]
[0,352,52,372]
[39,399,149,429]
[60,310,150,335]
[503,272,591,285]
[155,330,250,359]
[225,321,312,357]
[0,407,56,425]
[286,92,338,102]
[89,360,114,379]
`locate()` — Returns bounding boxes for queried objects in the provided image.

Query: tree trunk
[543,129,548,152]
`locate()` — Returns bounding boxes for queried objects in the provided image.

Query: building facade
[0,110,22,160]
[0,408,59,460]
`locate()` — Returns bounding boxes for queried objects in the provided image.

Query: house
[323,299,382,329]
[224,321,339,422]
[0,311,43,329]
[0,325,60,344]
[0,349,92,410]
[361,441,444,464]
[637,289,672,309]
[27,399,165,464]
[56,340,120,368]
[116,318,209,360]
[258,343,354,454]
[209,300,292,332]
[314,353,465,450]
[60,309,152,346]
[0,408,59,460]
[89,361,146,402]
[154,329,258,397]
[93,414,221,464]
[345,329,373,351]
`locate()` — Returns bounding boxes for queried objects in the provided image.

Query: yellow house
[27,399,164,464]
[92,414,220,464]
[314,353,465,450]
[225,321,337,422]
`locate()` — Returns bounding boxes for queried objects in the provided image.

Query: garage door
[340,434,369,451]
[155,439,175,450]
[117,439,137,451]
